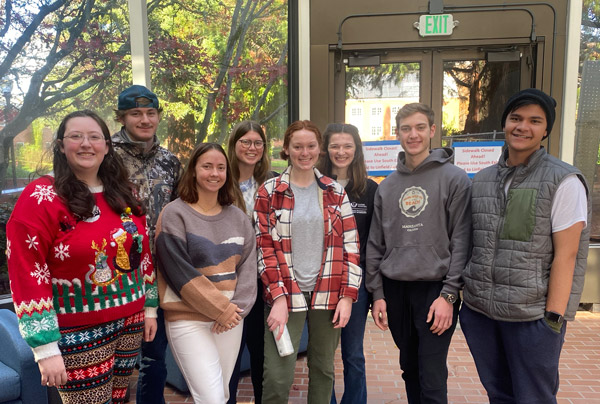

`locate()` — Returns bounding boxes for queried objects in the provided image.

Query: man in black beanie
[460,88,590,403]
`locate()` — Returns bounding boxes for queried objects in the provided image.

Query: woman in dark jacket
[317,123,377,404]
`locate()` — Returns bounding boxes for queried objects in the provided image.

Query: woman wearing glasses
[226,120,275,403]
[7,110,157,404]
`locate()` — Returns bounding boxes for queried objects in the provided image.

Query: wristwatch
[440,292,457,304]
[544,310,564,326]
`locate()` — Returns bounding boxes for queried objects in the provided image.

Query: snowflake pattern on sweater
[7,177,156,355]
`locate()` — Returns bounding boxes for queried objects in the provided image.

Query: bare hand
[372,299,388,331]
[333,297,353,328]
[216,306,243,333]
[39,355,68,387]
[211,322,232,334]
[267,297,289,340]
[427,296,454,335]
[144,317,157,342]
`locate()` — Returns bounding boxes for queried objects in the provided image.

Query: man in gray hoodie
[366,103,471,404]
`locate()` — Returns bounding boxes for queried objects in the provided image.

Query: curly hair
[316,123,367,199]
[178,142,244,210]
[226,120,271,186]
[52,110,145,219]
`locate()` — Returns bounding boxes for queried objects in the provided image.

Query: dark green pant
[262,295,341,404]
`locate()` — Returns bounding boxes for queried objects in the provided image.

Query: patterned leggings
[56,311,144,404]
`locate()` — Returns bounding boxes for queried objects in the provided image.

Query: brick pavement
[129,310,600,403]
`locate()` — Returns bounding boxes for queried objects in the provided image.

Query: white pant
[165,319,244,404]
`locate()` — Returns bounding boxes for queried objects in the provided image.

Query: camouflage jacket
[112,128,181,252]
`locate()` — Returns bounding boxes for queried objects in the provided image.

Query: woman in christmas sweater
[155,143,257,403]
[7,110,157,403]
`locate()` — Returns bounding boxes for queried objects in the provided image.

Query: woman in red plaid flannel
[254,120,361,404]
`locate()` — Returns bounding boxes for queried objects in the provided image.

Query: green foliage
[1,0,289,177]
[582,1,600,66]
[346,63,419,99]
[146,0,289,152]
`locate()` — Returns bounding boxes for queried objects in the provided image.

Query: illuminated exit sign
[415,14,458,37]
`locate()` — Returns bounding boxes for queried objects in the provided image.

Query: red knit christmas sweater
[7,177,156,361]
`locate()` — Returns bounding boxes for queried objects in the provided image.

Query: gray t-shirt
[291,181,324,291]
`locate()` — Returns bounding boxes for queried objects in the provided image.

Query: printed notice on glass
[453,141,504,178]
[363,140,403,177]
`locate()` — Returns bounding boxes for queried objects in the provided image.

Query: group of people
[6,84,590,404]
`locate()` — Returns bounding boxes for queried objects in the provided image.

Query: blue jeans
[331,280,369,404]
[460,304,566,404]
[136,307,167,404]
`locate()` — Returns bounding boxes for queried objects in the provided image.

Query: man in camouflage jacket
[112,85,181,404]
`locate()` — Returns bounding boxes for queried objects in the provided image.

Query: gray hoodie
[366,148,472,301]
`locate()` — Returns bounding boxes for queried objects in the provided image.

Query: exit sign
[415,14,457,37]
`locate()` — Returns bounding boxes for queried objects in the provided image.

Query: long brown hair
[227,120,271,186]
[317,123,367,199]
[178,142,244,209]
[52,110,144,219]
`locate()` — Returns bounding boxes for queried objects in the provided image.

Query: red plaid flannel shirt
[254,167,361,311]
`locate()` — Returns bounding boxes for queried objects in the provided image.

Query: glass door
[334,51,432,142]
[433,47,533,147]
[334,46,534,146]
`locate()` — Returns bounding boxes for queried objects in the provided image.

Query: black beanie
[500,88,557,135]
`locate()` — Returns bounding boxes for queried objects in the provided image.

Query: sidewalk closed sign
[416,14,457,37]
[453,141,504,178]
[363,140,402,176]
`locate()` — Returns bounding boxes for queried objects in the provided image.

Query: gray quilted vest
[463,147,590,321]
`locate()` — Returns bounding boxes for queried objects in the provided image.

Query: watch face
[442,293,457,304]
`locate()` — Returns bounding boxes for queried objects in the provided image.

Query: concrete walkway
[130,310,600,403]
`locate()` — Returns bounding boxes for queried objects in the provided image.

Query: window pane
[346,63,420,141]
[442,59,520,144]
[0,0,132,296]
[148,0,289,166]
[577,5,600,241]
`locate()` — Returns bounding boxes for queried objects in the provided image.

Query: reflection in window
[442,59,519,144]
[0,1,133,296]
[0,0,290,296]
[346,63,420,141]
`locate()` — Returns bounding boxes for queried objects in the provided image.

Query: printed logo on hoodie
[399,186,428,218]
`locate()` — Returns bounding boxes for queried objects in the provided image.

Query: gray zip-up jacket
[366,148,472,301]
[463,147,590,321]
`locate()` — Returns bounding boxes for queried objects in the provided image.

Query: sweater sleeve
[7,180,62,360]
[229,213,257,318]
[140,218,158,318]
[339,191,362,301]
[442,175,472,296]
[155,204,237,325]
[254,182,287,303]
[366,186,386,301]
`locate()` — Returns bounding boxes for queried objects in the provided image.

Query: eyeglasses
[63,133,106,143]
[238,139,264,149]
